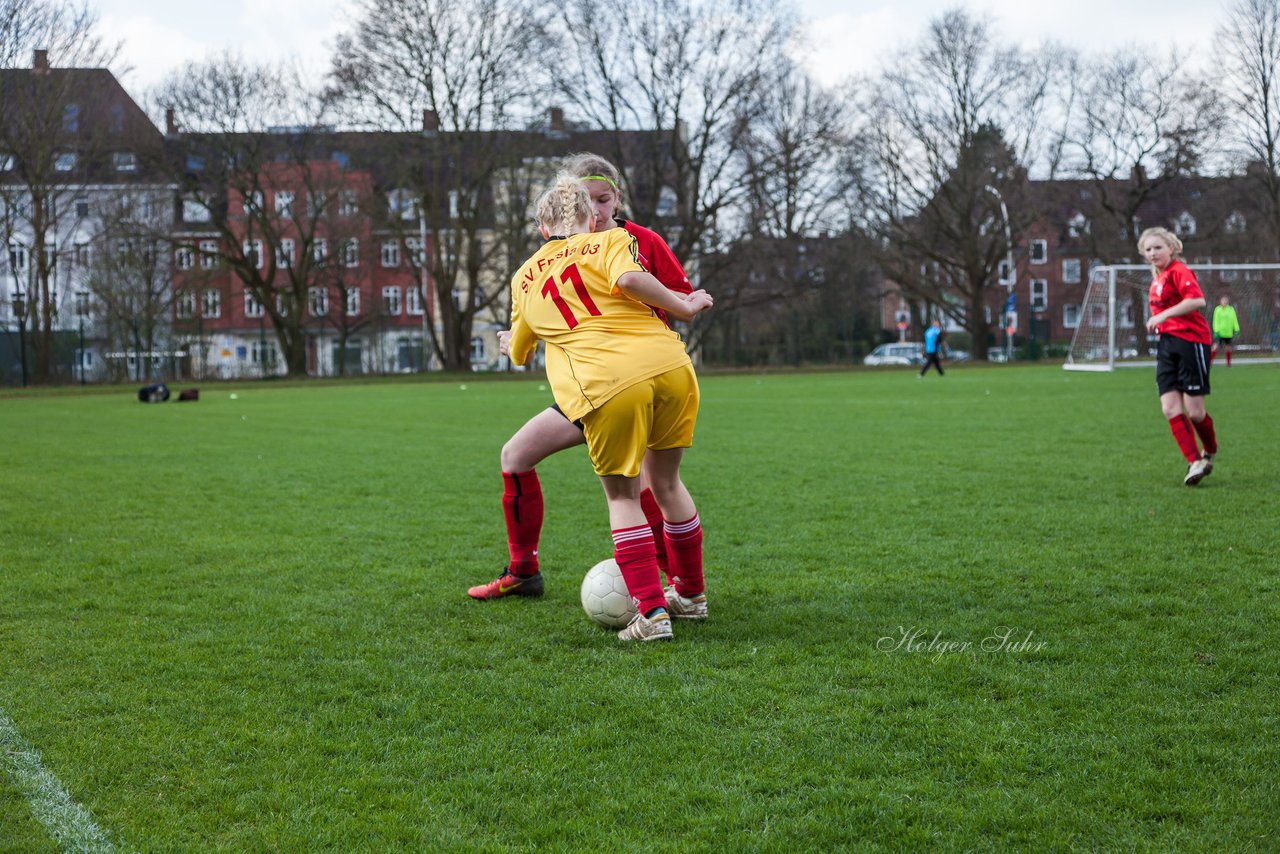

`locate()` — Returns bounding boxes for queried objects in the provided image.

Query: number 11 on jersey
[540,263,601,328]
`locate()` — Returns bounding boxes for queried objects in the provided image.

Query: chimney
[165,107,179,136]
[549,107,565,133]
[422,109,439,133]
[33,49,49,73]
[1130,163,1147,185]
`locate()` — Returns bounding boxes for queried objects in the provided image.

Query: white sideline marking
[0,707,118,853]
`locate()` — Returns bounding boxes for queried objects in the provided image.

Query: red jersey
[1149,260,1211,345]
[619,220,690,327]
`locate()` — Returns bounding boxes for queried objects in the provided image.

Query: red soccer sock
[639,488,669,576]
[502,470,543,576]
[612,524,666,616]
[1226,351,1232,366]
[1168,415,1201,464]
[663,513,704,597]
[1191,413,1218,455]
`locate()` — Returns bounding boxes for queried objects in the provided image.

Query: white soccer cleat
[664,587,708,620]
[617,610,673,642]
[1184,456,1211,486]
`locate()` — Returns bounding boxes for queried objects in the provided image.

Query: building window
[201,288,221,319]
[307,192,326,218]
[1224,211,1247,235]
[274,191,294,217]
[309,287,328,317]
[113,151,137,172]
[1029,239,1047,265]
[345,287,360,316]
[406,286,424,316]
[245,291,264,318]
[0,153,14,171]
[1063,303,1080,329]
[54,152,77,172]
[8,242,27,272]
[244,240,263,269]
[1030,279,1048,311]
[388,188,418,220]
[382,286,402,315]
[1067,213,1090,238]
[200,240,218,270]
[471,336,486,362]
[448,190,460,219]
[276,239,295,267]
[244,191,263,214]
[62,104,80,132]
[1174,211,1197,237]
[176,292,195,319]
[183,197,211,223]
[74,290,92,316]
[252,339,277,368]
[1062,258,1081,284]
[175,246,194,271]
[313,238,328,262]
[276,294,290,316]
[381,240,400,267]
[997,259,1014,285]
[74,243,91,267]
[405,237,425,266]
[75,197,89,218]
[1088,303,1107,328]
[339,190,359,217]
[341,239,359,268]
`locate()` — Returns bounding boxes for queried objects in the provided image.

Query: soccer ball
[580,558,637,629]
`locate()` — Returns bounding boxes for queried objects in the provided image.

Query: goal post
[1064,263,1280,371]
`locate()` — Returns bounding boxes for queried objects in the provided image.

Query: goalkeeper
[1211,295,1240,367]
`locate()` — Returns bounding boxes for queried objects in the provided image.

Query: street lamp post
[985,185,1015,362]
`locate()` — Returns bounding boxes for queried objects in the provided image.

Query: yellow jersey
[508,229,692,422]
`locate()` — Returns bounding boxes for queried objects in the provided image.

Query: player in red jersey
[468,154,706,618]
[1140,227,1218,486]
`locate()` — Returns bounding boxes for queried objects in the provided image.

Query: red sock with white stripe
[663,514,704,597]
[612,524,666,616]
[502,470,542,576]
[1191,413,1218,455]
[1168,416,1200,464]
[639,488,669,576]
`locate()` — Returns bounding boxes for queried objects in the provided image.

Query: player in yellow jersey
[507,175,713,641]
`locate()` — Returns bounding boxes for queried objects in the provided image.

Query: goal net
[1064,264,1280,371]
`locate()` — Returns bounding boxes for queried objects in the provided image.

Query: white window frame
[313,238,328,263]
[1224,211,1246,235]
[1030,278,1049,311]
[201,288,221,319]
[309,287,328,317]
[200,240,218,270]
[276,294,290,317]
[176,291,195,319]
[1175,211,1197,237]
[997,259,1014,285]
[406,286,424,316]
[470,335,486,363]
[382,286,402,316]
[345,287,360,316]
[274,191,295,218]
[113,151,137,173]
[8,241,28,272]
[341,239,359,268]
[175,246,194,271]
[244,291,265,318]
[276,239,295,267]
[182,197,211,223]
[1062,258,1081,284]
[1029,239,1048,265]
[381,240,400,268]
[405,237,425,266]
[1063,303,1080,329]
[54,152,76,172]
[244,240,263,269]
[339,190,359,217]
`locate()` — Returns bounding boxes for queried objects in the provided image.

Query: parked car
[864,342,925,366]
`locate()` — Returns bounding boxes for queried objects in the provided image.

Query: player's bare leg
[645,447,707,618]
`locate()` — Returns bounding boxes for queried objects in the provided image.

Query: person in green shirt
[1212,295,1241,367]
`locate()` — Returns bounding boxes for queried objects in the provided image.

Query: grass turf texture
[1,365,1277,850]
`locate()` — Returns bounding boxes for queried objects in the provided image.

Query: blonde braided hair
[534,173,592,236]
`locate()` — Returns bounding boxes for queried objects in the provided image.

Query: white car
[863,342,925,366]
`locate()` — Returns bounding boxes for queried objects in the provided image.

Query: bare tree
[0,0,120,382]
[329,0,546,371]
[154,54,361,377]
[1217,0,1280,253]
[850,8,1065,358]
[551,0,796,296]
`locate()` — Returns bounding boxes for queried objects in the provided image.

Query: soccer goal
[1064,264,1280,371]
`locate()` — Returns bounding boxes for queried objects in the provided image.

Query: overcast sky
[94,0,1224,96]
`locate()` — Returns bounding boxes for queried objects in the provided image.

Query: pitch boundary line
[0,705,119,853]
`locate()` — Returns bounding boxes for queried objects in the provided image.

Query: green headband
[579,175,618,190]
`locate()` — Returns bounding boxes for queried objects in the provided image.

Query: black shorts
[551,402,585,431]
[1214,336,1233,346]
[1156,335,1211,397]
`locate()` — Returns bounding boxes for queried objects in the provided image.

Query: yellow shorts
[581,364,699,477]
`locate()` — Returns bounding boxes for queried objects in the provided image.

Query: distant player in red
[469,154,700,606]
[1140,227,1218,486]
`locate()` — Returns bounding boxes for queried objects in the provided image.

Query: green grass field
[2,364,1277,851]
